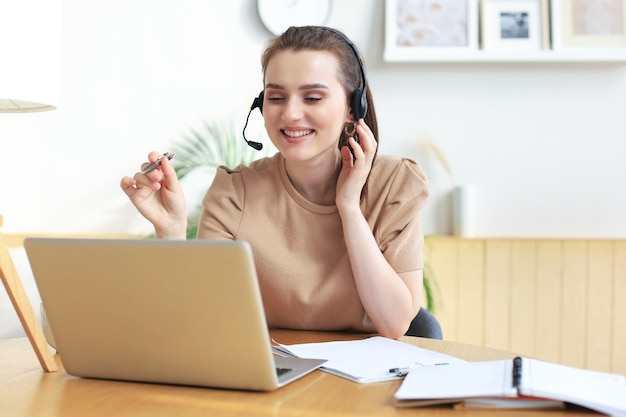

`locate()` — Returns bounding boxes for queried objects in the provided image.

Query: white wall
[2,0,625,238]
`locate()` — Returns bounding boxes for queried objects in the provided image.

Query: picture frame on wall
[480,0,550,51]
[384,0,479,61]
[551,0,626,49]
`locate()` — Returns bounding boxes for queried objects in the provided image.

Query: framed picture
[552,0,626,49]
[480,0,550,51]
[384,0,479,61]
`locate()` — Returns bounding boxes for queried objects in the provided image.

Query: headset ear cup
[351,89,367,120]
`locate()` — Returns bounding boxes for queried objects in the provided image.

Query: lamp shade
[0,98,56,113]
[0,0,62,113]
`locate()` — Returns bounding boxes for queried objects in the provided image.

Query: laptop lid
[24,238,325,391]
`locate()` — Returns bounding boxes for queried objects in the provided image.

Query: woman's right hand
[120,151,188,239]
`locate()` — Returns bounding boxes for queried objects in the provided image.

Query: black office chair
[404,307,443,339]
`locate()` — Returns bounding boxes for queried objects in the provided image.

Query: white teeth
[283,130,313,138]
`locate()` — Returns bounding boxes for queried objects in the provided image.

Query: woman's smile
[281,128,315,143]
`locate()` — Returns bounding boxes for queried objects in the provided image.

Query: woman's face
[262,49,351,163]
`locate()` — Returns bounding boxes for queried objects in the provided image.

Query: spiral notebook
[394,357,626,416]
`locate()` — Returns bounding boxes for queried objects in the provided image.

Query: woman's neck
[284,152,341,206]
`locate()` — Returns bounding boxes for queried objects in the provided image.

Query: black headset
[243,28,368,151]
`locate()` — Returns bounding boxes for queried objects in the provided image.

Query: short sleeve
[367,158,429,273]
[197,165,245,240]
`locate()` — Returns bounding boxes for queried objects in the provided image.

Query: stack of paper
[273,336,466,383]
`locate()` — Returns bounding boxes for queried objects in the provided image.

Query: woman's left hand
[335,119,377,213]
[335,119,421,338]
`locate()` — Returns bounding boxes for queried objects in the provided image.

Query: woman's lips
[281,129,314,143]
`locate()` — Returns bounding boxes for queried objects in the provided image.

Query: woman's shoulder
[216,153,282,177]
[371,155,428,184]
[206,153,282,201]
[369,155,429,202]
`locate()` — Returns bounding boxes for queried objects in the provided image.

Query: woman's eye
[265,93,322,103]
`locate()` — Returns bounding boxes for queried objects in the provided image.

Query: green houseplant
[170,119,440,312]
[171,120,262,239]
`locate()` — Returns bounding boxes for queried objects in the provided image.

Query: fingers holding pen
[152,152,184,195]
[141,151,173,175]
[120,151,187,239]
[120,151,171,197]
[133,151,175,190]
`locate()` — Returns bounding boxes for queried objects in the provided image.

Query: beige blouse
[198,153,429,333]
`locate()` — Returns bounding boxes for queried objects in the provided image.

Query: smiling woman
[121,26,429,340]
[262,50,349,169]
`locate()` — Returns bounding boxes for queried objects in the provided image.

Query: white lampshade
[0,0,62,113]
[0,98,56,113]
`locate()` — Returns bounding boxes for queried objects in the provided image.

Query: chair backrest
[405,307,443,339]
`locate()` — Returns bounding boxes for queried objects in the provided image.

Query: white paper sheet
[273,336,466,383]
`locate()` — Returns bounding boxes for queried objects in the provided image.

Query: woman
[120,26,429,339]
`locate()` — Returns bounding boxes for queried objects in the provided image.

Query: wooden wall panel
[456,240,484,346]
[586,241,614,372]
[509,241,537,357]
[534,241,563,363]
[423,239,458,341]
[483,240,510,351]
[560,241,588,369]
[425,237,626,376]
[612,242,626,374]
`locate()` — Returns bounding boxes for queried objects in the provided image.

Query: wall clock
[257,0,333,36]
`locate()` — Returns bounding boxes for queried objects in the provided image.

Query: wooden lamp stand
[0,215,57,372]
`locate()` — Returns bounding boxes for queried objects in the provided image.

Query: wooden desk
[1,331,595,417]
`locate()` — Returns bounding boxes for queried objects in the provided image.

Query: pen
[389,367,412,377]
[140,152,174,175]
[389,362,421,377]
[389,362,448,377]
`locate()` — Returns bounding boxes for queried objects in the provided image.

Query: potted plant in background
[170,119,440,312]
[171,119,266,239]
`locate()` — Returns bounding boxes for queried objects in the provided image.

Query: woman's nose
[281,98,304,121]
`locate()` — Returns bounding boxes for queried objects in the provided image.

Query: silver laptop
[24,238,325,391]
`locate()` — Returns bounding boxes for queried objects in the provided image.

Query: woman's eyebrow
[299,83,330,90]
[264,83,330,90]
[264,83,283,90]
